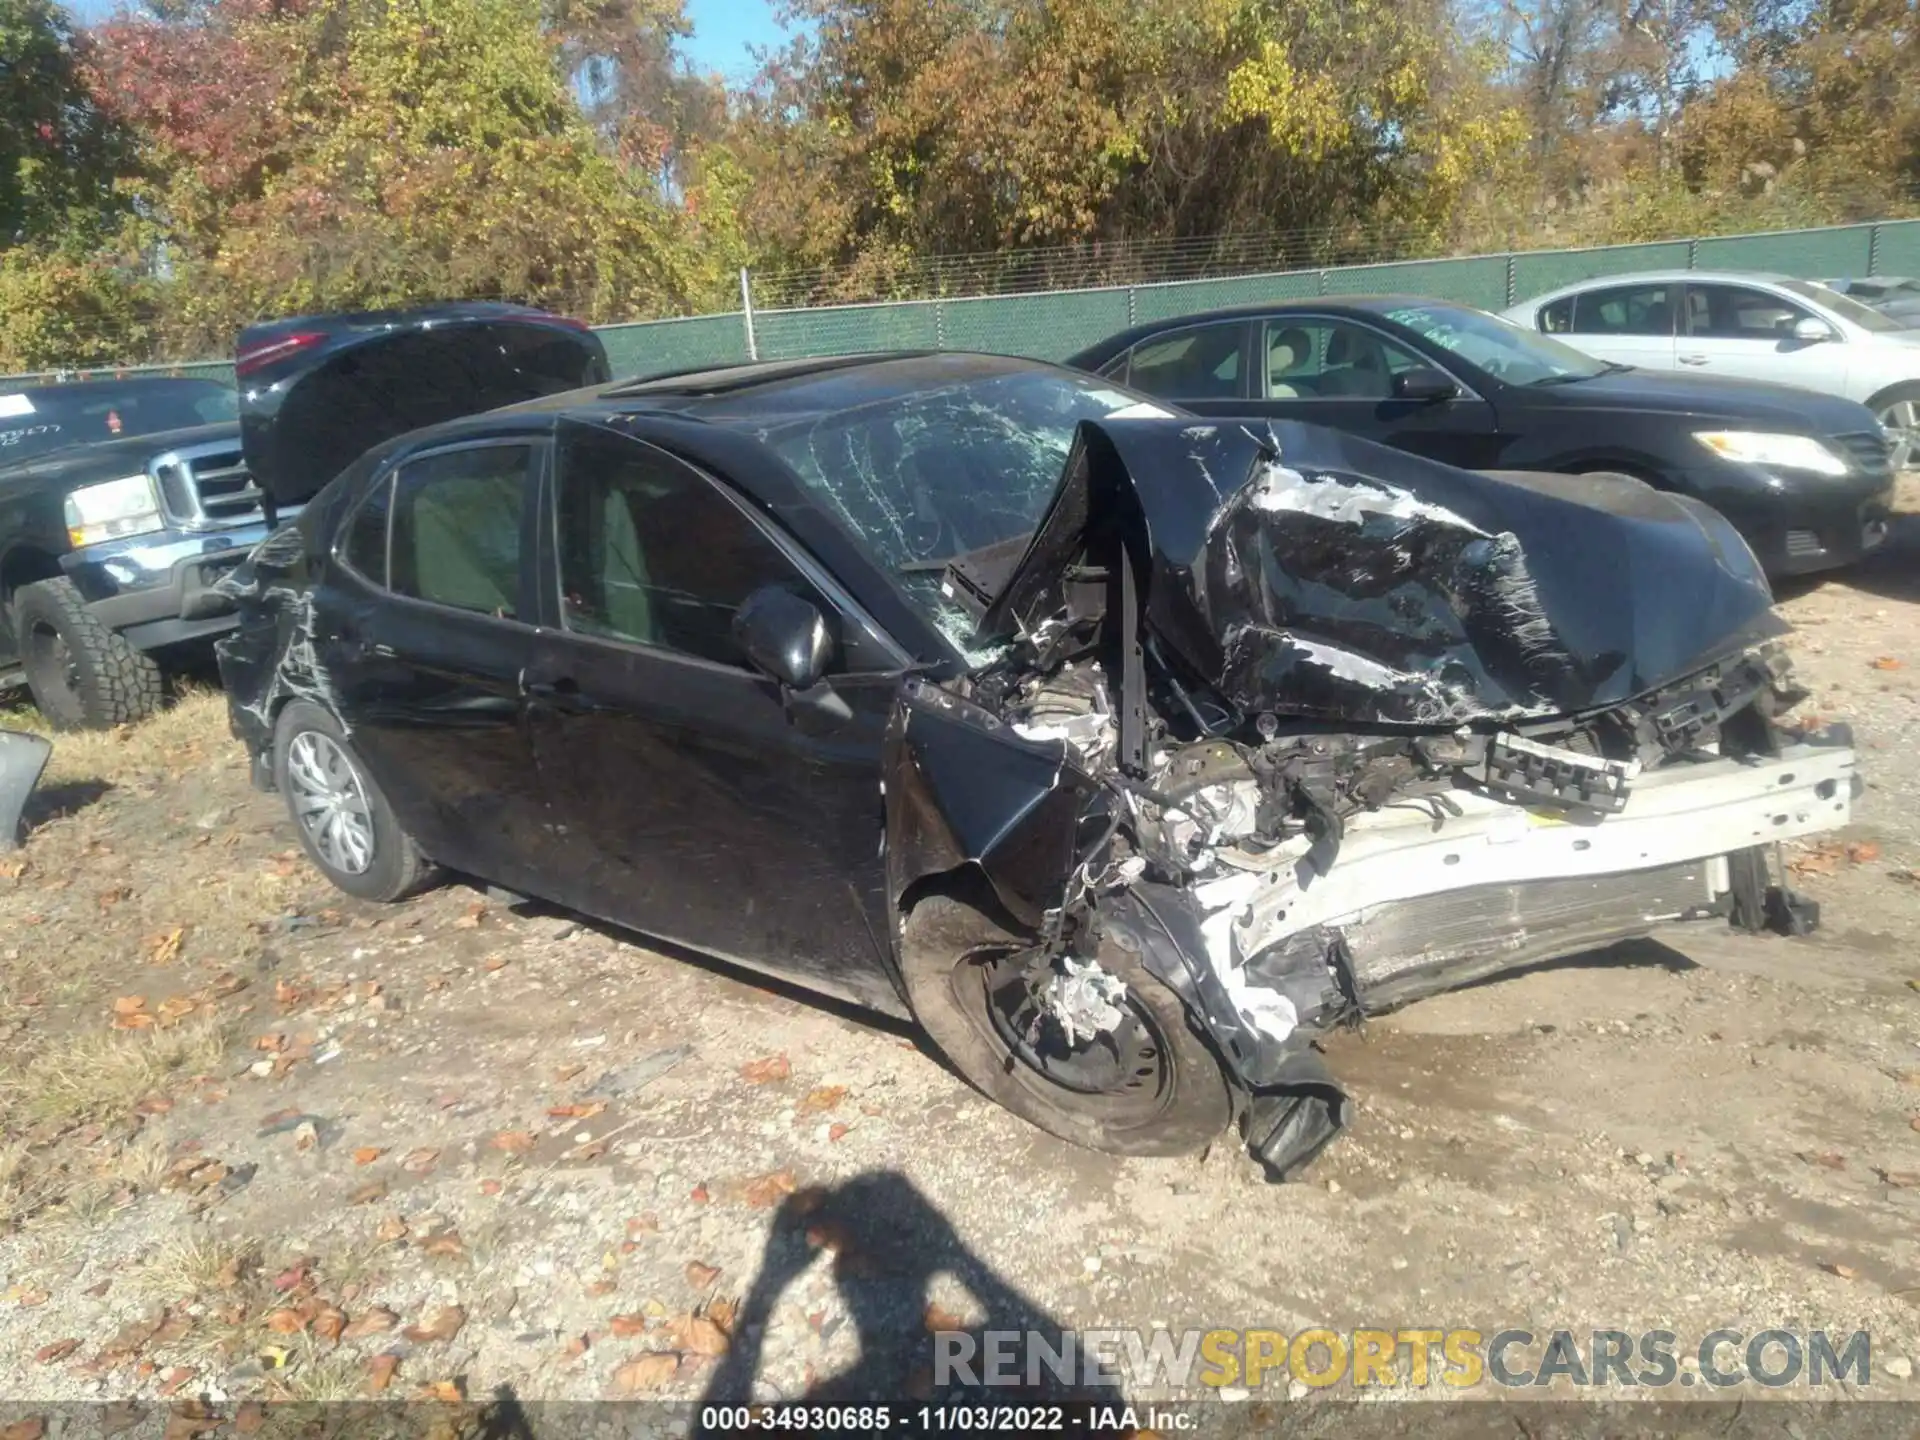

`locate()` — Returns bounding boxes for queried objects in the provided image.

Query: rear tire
[273,701,436,903]
[898,885,1232,1157]
[11,577,164,731]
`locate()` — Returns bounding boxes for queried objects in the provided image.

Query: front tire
[11,577,164,731]
[273,701,435,903]
[898,885,1232,1157]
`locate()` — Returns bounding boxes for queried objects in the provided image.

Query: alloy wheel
[1877,398,1920,472]
[285,731,376,875]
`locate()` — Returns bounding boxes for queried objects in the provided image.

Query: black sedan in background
[1067,298,1898,577]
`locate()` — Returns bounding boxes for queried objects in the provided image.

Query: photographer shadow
[694,1169,1123,1428]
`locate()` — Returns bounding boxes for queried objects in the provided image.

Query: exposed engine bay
[882,417,1859,1179]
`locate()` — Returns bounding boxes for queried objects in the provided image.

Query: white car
[1503,271,1920,468]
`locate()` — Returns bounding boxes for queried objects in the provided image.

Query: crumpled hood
[977,417,1784,726]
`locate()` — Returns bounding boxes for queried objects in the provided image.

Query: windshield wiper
[1529,361,1631,387]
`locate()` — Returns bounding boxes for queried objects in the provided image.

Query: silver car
[1503,271,1920,467]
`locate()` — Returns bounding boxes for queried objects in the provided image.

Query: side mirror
[1791,316,1836,344]
[1392,366,1459,402]
[733,585,834,690]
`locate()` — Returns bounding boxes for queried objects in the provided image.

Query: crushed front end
[883,418,1859,1179]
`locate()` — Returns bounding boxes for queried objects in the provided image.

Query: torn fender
[978,418,1784,727]
[882,677,1099,928]
[0,729,51,851]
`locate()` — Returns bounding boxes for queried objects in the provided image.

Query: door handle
[520,672,589,710]
[1678,354,1709,366]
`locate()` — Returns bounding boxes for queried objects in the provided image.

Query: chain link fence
[13,217,1920,389]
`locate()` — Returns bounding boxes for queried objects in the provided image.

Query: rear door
[1678,283,1841,391]
[1109,320,1253,403]
[319,436,558,895]
[1555,281,1679,371]
[521,421,907,1013]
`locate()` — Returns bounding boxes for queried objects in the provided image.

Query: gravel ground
[0,492,1916,1427]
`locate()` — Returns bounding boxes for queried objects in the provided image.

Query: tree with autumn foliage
[81,0,734,357]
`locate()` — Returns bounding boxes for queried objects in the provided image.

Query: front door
[1245,316,1502,469]
[319,438,557,895]
[522,421,905,1013]
[1678,283,1840,390]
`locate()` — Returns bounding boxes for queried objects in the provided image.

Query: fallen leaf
[1799,1151,1846,1170]
[97,885,131,910]
[111,995,147,1016]
[547,1102,606,1120]
[349,1180,388,1206]
[341,1306,397,1340]
[706,1296,737,1334]
[828,1123,851,1143]
[1825,1262,1860,1279]
[626,1214,659,1237]
[264,1309,307,1335]
[684,1260,721,1288]
[482,956,508,973]
[739,1170,798,1209]
[609,1314,647,1337]
[352,1147,386,1166]
[1877,1170,1920,1188]
[375,1215,409,1243]
[924,1302,968,1332]
[611,1352,678,1394]
[1846,840,1882,864]
[479,1179,502,1197]
[561,1333,590,1361]
[585,1279,616,1298]
[669,1314,728,1356]
[0,1421,46,1440]
[147,929,185,966]
[552,1064,586,1083]
[32,1339,78,1365]
[157,1365,195,1398]
[1870,656,1903,670]
[9,1288,48,1308]
[795,1086,847,1116]
[156,996,197,1022]
[209,972,249,997]
[403,1306,465,1344]
[739,1054,792,1085]
[415,1379,465,1402]
[490,1130,537,1155]
[420,1232,467,1260]
[402,1148,440,1174]
[454,902,487,930]
[364,1354,399,1395]
[689,1183,709,1204]
[312,1304,346,1342]
[232,1402,266,1434]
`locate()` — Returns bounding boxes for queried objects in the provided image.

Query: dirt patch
[2,520,1919,1409]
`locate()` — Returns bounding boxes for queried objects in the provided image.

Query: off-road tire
[273,701,437,903]
[11,577,165,731]
[899,885,1232,1157]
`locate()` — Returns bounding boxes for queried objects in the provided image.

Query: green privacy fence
[14,217,1920,388]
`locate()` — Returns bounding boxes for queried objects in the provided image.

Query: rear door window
[1122,322,1250,400]
[1571,284,1675,336]
[389,444,534,619]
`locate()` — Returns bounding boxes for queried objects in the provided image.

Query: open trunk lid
[236,302,609,507]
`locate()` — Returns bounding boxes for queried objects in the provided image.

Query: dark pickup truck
[0,376,281,728]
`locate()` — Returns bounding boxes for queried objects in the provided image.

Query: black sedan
[216,338,1857,1179]
[1065,298,1898,578]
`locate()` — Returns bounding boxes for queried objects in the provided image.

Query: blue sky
[69,0,796,79]
[682,0,794,80]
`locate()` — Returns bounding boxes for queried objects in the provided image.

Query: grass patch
[1,686,233,792]
[0,1014,234,1133]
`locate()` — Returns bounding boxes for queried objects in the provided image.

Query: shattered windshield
[753,369,1169,646]
[1383,303,1608,385]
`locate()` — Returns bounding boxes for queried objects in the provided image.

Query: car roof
[1516,270,1817,303]
[494,350,1069,426]
[1061,296,1493,362]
